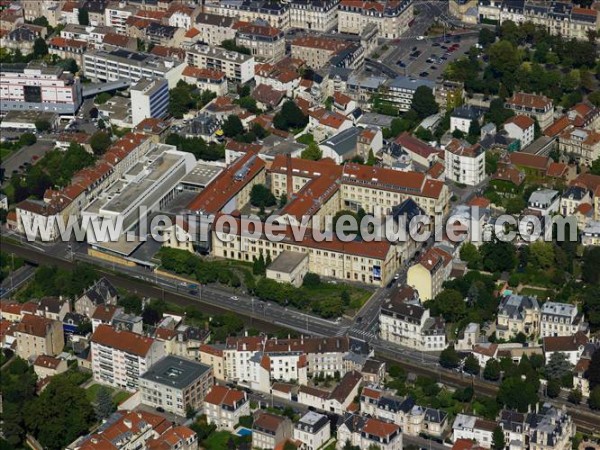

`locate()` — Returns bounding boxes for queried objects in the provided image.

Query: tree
[95,386,114,420]
[568,389,582,404]
[426,289,466,322]
[222,115,244,138]
[273,100,308,131]
[529,241,555,269]
[415,127,433,142]
[588,386,600,410]
[411,86,438,119]
[460,242,481,269]
[484,359,501,381]
[590,157,600,176]
[582,247,600,284]
[545,352,572,380]
[439,345,460,369]
[492,426,506,450]
[464,354,480,376]
[486,98,514,126]
[301,141,322,161]
[497,376,539,412]
[546,379,561,398]
[19,133,36,147]
[366,149,377,166]
[237,96,260,114]
[33,37,48,57]
[118,293,143,314]
[78,7,89,25]
[90,131,111,155]
[467,120,481,144]
[480,240,517,272]
[479,28,497,47]
[586,349,600,389]
[303,272,321,287]
[34,119,52,133]
[95,92,112,105]
[589,90,600,107]
[250,184,276,208]
[253,253,266,276]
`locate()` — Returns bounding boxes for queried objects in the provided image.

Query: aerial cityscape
[0,0,599,449]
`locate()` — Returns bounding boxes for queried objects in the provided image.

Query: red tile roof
[34,354,62,369]
[91,324,155,357]
[544,116,571,137]
[49,36,87,49]
[186,151,266,214]
[543,332,588,352]
[291,36,349,53]
[509,152,550,170]
[182,66,225,81]
[468,196,491,208]
[204,385,246,408]
[15,314,54,338]
[506,92,552,110]
[362,417,399,438]
[395,132,437,159]
[546,162,568,178]
[505,114,535,130]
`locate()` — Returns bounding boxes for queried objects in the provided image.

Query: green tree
[19,133,36,146]
[467,120,481,144]
[486,98,515,126]
[568,389,582,404]
[411,86,438,119]
[33,37,48,57]
[253,253,266,276]
[426,289,466,322]
[589,90,600,107]
[484,359,501,381]
[90,131,111,155]
[588,349,600,389]
[492,426,506,450]
[237,96,260,114]
[222,115,244,138]
[78,7,89,25]
[546,379,561,398]
[545,352,573,380]
[479,28,497,47]
[464,354,480,376]
[582,247,600,284]
[250,184,276,208]
[34,119,52,132]
[497,376,539,412]
[303,272,321,287]
[460,242,481,269]
[588,385,600,410]
[118,293,143,314]
[529,241,555,269]
[273,100,308,131]
[505,196,526,214]
[480,240,517,272]
[220,39,250,55]
[95,92,112,105]
[24,374,95,450]
[366,149,377,166]
[94,386,114,420]
[301,141,322,161]
[415,126,433,142]
[439,345,460,369]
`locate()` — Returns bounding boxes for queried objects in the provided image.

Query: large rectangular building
[0,63,82,115]
[91,324,166,391]
[338,0,413,39]
[289,0,340,31]
[83,49,186,88]
[186,45,255,84]
[130,78,169,127]
[140,356,214,417]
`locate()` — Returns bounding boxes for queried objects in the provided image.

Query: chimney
[286,153,293,198]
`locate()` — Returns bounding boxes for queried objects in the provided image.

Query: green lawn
[203,431,237,450]
[519,287,551,298]
[113,391,131,405]
[86,383,113,402]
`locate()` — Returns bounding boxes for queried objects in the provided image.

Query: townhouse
[289,0,340,31]
[527,404,575,450]
[444,138,486,186]
[559,185,591,216]
[204,0,290,29]
[503,115,535,149]
[294,411,331,450]
[91,324,166,391]
[194,13,237,47]
[235,23,286,63]
[505,92,554,130]
[203,385,250,431]
[379,297,446,351]
[15,314,64,360]
[337,414,402,450]
[495,294,540,340]
[406,247,453,301]
[297,371,363,414]
[140,356,214,417]
[539,302,588,338]
[33,354,68,379]
[452,414,497,449]
[75,278,118,317]
[291,36,364,70]
[558,128,600,166]
[450,105,484,134]
[253,412,294,449]
[338,0,413,39]
[181,67,228,96]
[186,45,256,84]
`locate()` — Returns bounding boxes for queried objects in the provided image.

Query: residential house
[336,414,402,450]
[527,189,561,216]
[452,414,497,449]
[36,297,70,322]
[495,294,540,340]
[337,0,413,39]
[253,412,293,450]
[560,185,591,216]
[194,13,236,47]
[294,411,331,450]
[559,128,600,166]
[74,278,118,318]
[540,302,588,338]
[505,92,554,130]
[235,23,285,63]
[527,404,575,450]
[450,105,483,134]
[91,324,166,391]
[503,115,535,149]
[140,356,214,417]
[33,354,68,379]
[289,0,340,32]
[15,314,64,360]
[542,332,589,365]
[203,385,250,431]
[393,132,438,168]
[379,297,446,351]
[445,138,486,186]
[406,246,452,301]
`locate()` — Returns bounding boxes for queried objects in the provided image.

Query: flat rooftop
[140,355,211,389]
[180,162,224,188]
[268,250,308,273]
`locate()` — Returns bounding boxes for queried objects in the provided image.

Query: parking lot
[382,31,479,81]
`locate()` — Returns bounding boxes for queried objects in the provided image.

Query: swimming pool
[236,427,252,437]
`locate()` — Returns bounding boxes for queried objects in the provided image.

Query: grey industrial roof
[141,355,211,389]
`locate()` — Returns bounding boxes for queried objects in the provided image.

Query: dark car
[412,46,417,51]
[432,42,440,47]
[430,65,437,70]
[440,45,447,50]
[419,71,429,77]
